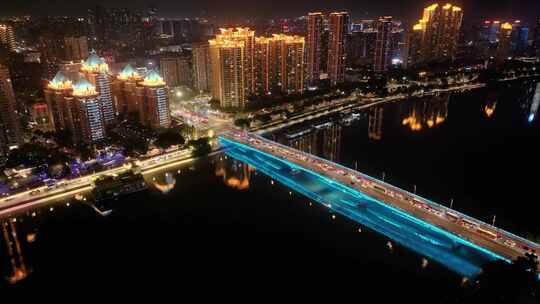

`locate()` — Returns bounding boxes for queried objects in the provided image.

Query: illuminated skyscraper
[135,70,171,129]
[44,71,75,132]
[496,22,513,65]
[210,28,256,95]
[64,36,89,62]
[70,77,106,143]
[0,24,16,51]
[410,3,463,63]
[406,23,424,68]
[209,29,250,108]
[327,12,350,86]
[111,64,143,116]
[81,52,116,125]
[254,36,273,94]
[209,28,302,108]
[374,16,393,72]
[306,12,325,86]
[0,65,22,152]
[255,34,305,94]
[279,35,305,94]
[192,42,212,92]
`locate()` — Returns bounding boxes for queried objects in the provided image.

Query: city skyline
[2,0,540,25]
[0,1,539,297]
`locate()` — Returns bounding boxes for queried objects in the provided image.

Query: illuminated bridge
[219,130,540,277]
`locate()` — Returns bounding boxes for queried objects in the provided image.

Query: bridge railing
[224,131,540,252]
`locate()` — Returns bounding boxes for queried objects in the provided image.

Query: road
[220,131,540,270]
[0,146,209,217]
[251,83,485,134]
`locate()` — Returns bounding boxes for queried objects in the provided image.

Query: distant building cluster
[406,3,463,67]
[205,28,305,108]
[1,2,540,152]
[43,52,171,144]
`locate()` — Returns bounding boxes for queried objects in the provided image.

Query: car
[29,189,41,196]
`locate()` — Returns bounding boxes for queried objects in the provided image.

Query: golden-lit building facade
[409,3,463,65]
[209,28,305,108]
[255,34,305,94]
[209,31,247,109]
[306,12,325,86]
[327,12,350,86]
[44,71,75,132]
[0,23,16,51]
[496,22,513,66]
[405,23,424,68]
[111,64,143,117]
[112,65,171,129]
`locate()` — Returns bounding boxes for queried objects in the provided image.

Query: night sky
[2,0,540,24]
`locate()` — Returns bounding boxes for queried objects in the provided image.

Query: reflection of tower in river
[368,106,384,140]
[518,81,540,123]
[484,91,499,118]
[153,172,177,194]
[529,83,540,122]
[1,221,29,284]
[215,157,251,190]
[401,95,449,131]
[276,119,342,162]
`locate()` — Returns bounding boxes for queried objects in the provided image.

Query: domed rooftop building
[141,69,166,87]
[118,64,142,81]
[48,71,73,90]
[81,51,109,73]
[72,77,98,97]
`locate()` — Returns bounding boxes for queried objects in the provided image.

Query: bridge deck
[220,131,540,269]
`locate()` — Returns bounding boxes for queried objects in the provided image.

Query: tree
[124,137,149,157]
[234,118,251,129]
[154,129,185,149]
[53,129,74,147]
[76,143,96,161]
[5,143,50,169]
[189,137,212,157]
